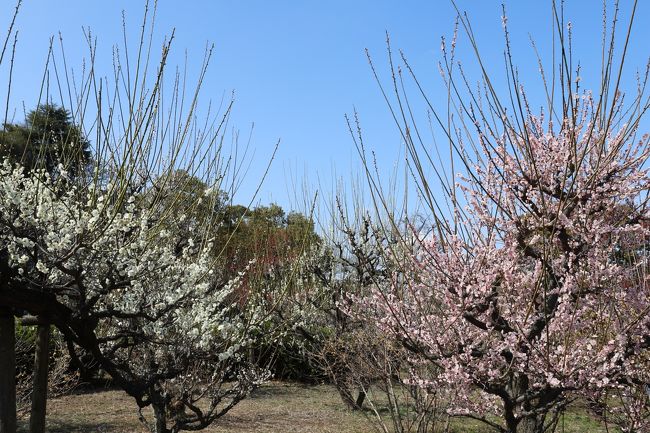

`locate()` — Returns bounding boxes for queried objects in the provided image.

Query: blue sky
[2,1,649,213]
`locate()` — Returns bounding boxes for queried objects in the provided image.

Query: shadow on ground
[18,419,134,433]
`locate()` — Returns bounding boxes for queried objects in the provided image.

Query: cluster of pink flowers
[355,95,649,429]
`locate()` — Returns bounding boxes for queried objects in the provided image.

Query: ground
[17,382,616,433]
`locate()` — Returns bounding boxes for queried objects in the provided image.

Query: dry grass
[17,382,371,433]
[16,381,616,433]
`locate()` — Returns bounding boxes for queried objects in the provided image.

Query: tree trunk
[152,401,169,433]
[516,414,546,433]
[355,389,366,408]
[0,308,16,433]
[334,382,357,409]
[29,324,50,433]
[503,408,547,433]
[502,375,552,433]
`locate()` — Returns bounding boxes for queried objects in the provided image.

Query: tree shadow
[248,382,316,399]
[18,419,137,433]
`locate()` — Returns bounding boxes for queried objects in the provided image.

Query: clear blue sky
[2,1,648,212]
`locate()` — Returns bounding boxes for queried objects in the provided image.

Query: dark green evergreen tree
[0,104,91,178]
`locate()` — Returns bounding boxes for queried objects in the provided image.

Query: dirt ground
[17,381,614,433]
[18,382,372,433]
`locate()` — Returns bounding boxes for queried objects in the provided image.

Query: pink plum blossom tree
[353,2,650,432]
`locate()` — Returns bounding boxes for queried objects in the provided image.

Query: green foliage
[15,319,37,348]
[0,104,91,178]
[147,168,321,284]
[218,204,319,262]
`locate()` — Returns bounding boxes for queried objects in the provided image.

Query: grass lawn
[17,381,617,433]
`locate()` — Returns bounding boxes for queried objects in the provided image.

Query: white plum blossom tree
[0,2,272,432]
[0,162,268,433]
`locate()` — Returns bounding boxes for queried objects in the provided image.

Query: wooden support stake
[0,308,16,433]
[29,323,49,433]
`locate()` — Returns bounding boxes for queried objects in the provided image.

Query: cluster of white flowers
[0,160,257,375]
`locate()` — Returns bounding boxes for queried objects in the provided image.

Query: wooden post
[29,323,49,433]
[0,307,16,433]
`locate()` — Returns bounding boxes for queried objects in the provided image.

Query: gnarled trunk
[151,400,169,433]
[516,414,547,433]
[501,375,556,433]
